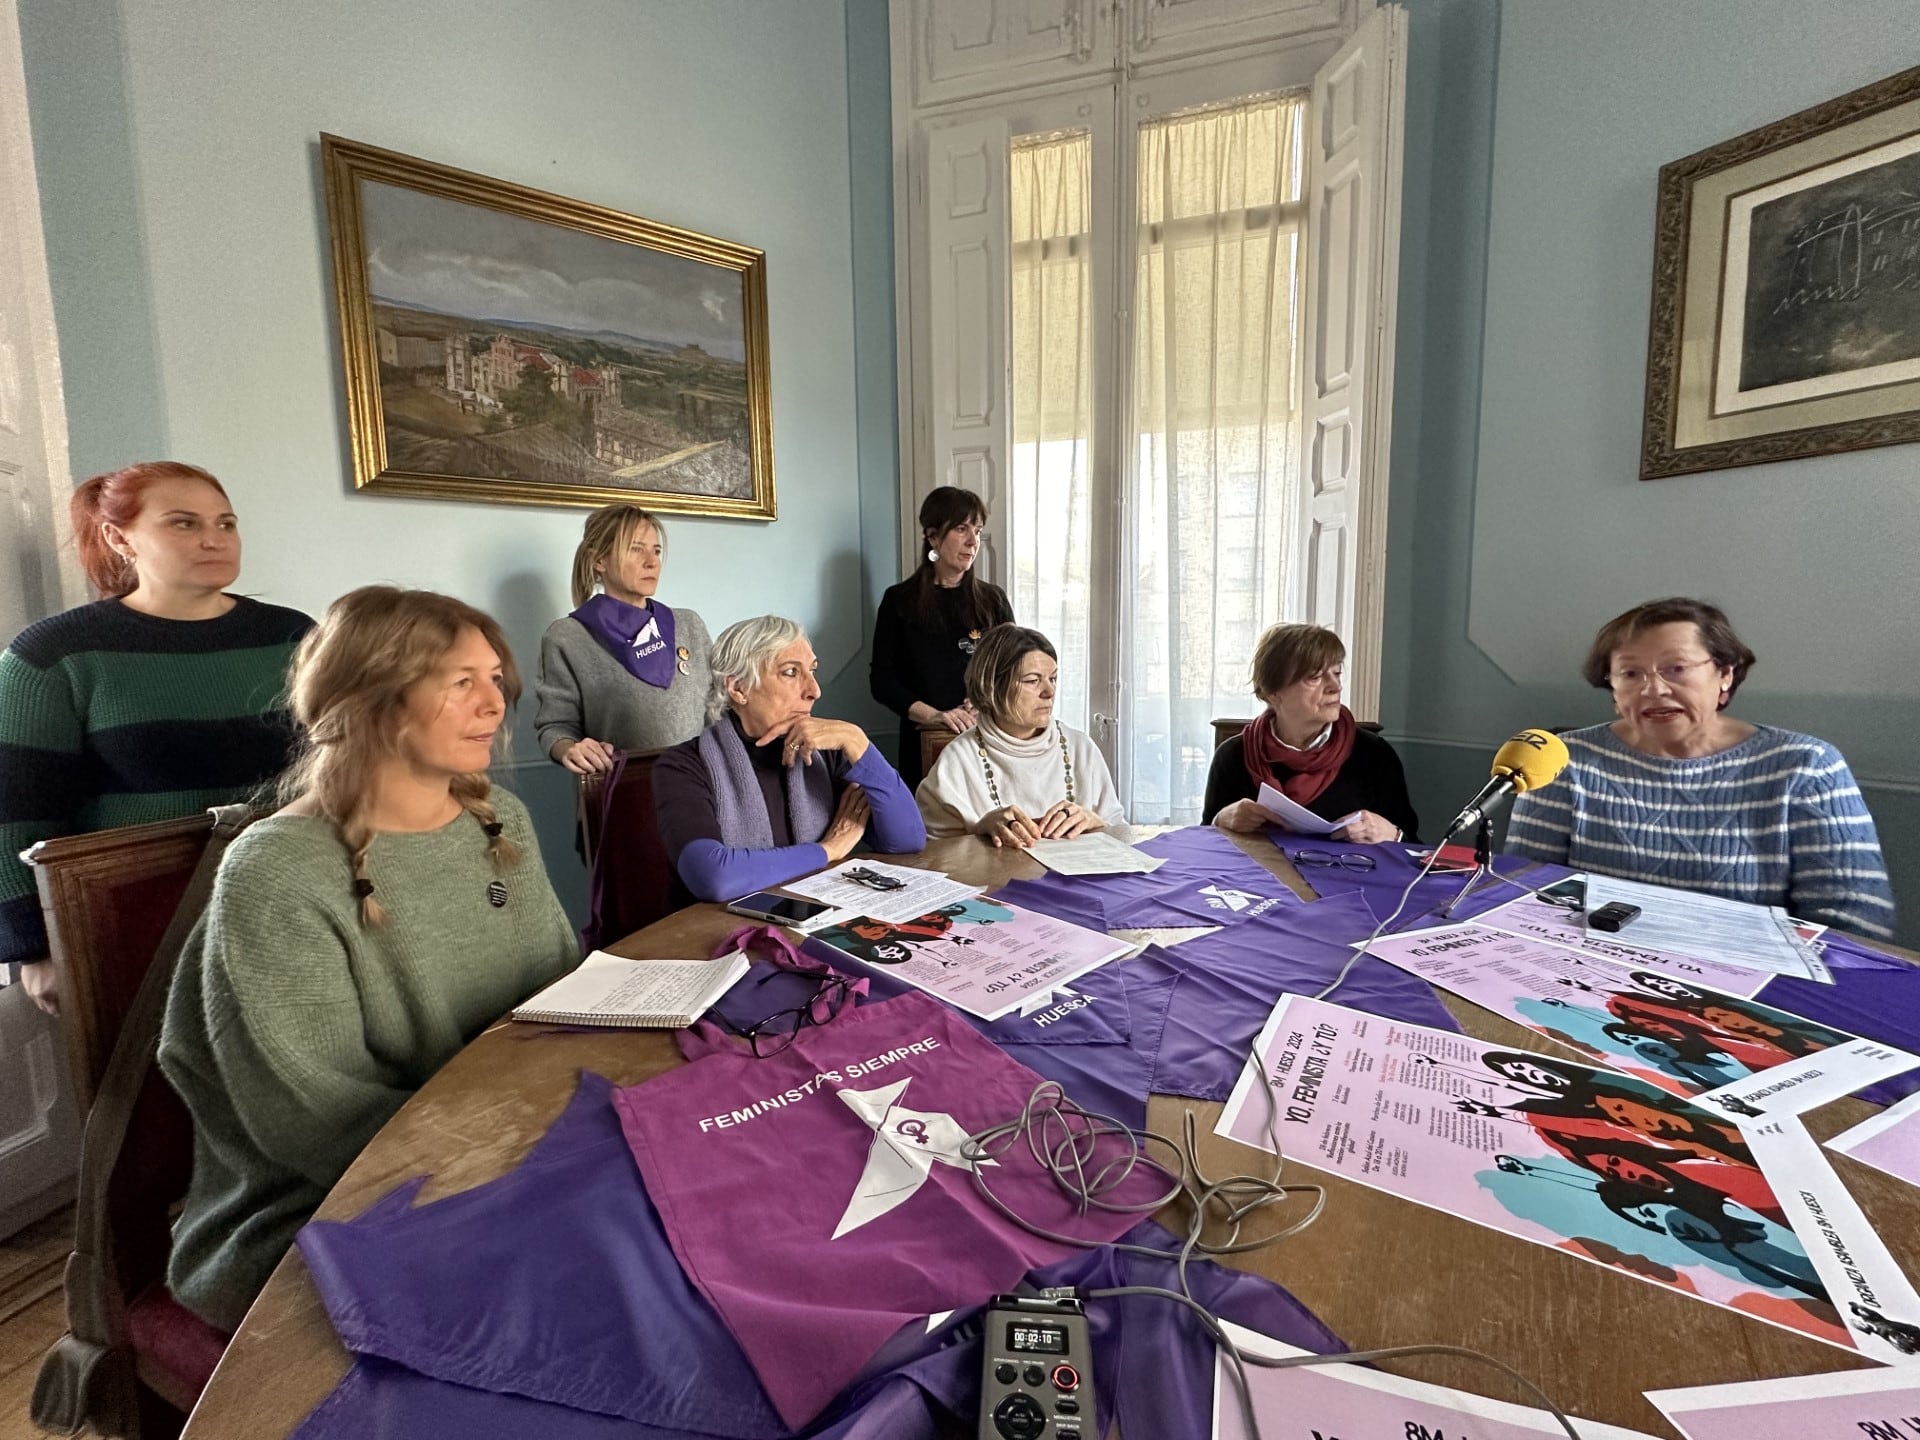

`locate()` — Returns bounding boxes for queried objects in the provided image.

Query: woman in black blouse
[869,487,1014,790]
[1202,622,1419,842]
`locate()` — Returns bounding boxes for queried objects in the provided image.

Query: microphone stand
[1440,815,1499,919]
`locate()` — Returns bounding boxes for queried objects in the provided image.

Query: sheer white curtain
[1009,129,1093,732]
[1128,95,1304,823]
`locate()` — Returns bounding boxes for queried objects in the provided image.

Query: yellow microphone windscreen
[1490,729,1569,793]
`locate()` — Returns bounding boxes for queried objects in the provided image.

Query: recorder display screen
[1006,1322,1068,1355]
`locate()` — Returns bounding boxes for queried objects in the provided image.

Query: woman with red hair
[0,462,312,1013]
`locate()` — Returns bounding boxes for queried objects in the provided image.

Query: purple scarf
[696,716,835,850]
[573,593,678,689]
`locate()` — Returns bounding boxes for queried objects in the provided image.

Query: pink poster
[1830,1090,1920,1192]
[1212,1322,1660,1440]
[810,897,1132,1021]
[1647,1366,1920,1440]
[1360,923,1917,1119]
[1474,888,1781,997]
[1216,995,1881,1355]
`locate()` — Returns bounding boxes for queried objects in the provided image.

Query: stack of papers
[1581,872,1821,978]
[1027,832,1167,875]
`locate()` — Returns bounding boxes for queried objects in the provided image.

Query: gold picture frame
[321,135,776,517]
[1640,65,1920,480]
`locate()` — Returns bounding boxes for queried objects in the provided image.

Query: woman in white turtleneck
[915,624,1125,846]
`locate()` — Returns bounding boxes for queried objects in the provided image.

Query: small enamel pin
[676,645,691,675]
[487,880,508,908]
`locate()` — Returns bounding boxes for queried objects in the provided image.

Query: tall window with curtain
[1009,129,1094,734]
[1128,94,1305,823]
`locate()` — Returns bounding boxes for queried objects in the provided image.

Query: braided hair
[280,586,523,927]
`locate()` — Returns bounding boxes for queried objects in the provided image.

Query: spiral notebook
[512,948,750,1028]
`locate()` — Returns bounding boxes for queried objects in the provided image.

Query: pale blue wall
[1386,0,1920,943]
[20,0,902,925]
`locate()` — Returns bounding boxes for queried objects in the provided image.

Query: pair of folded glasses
[841,865,906,892]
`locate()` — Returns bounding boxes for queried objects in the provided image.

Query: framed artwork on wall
[320,135,776,517]
[1640,64,1920,480]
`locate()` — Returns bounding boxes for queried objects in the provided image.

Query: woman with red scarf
[1201,623,1419,843]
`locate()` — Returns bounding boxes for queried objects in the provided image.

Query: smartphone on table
[725,891,834,926]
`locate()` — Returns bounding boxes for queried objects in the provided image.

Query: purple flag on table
[1764,942,1920,1106]
[298,1072,790,1438]
[617,992,1167,1428]
[1142,889,1463,1102]
[292,1215,1342,1440]
[698,953,1175,1129]
[995,825,1304,932]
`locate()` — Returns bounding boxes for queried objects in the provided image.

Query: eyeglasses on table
[841,865,907,892]
[713,969,855,1059]
[1291,849,1377,872]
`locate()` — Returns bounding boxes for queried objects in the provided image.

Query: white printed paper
[1254,781,1360,837]
[1026,832,1167,875]
[782,859,982,926]
[1476,889,1796,997]
[1647,1363,1920,1438]
[1741,1114,1920,1365]
[1583,873,1820,979]
[1827,1089,1920,1192]
[1212,1323,1659,1440]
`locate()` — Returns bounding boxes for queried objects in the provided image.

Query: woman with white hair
[653,615,925,904]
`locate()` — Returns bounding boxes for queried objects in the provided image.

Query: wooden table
[182,831,1918,1439]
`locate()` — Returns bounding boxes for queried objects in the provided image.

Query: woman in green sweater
[0,461,313,1013]
[159,587,579,1332]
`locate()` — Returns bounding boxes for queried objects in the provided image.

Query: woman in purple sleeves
[653,616,925,905]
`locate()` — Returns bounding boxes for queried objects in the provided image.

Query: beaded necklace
[975,724,1075,808]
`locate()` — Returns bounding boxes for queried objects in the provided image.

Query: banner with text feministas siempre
[1359,923,1919,1120]
[1216,995,1920,1361]
[618,991,1166,1427]
[809,897,1131,1021]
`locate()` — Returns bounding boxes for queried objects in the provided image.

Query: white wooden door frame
[0,0,83,1237]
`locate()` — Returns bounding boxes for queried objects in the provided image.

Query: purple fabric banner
[1141,889,1464,1103]
[1270,836,1552,927]
[1763,960,1920,1106]
[615,992,1165,1427]
[995,826,1305,932]
[293,1217,1340,1440]
[692,955,1174,1131]
[298,1072,789,1439]
[996,967,1176,1130]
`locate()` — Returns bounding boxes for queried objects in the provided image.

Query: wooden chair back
[918,725,960,781]
[25,811,235,1418]
[27,814,217,1115]
[578,750,672,951]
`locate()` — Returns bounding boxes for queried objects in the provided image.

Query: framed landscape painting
[321,135,776,517]
[1641,64,1920,479]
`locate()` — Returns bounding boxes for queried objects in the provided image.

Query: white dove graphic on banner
[830,1077,992,1239]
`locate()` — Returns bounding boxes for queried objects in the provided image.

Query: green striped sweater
[0,596,313,965]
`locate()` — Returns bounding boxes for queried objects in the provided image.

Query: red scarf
[1241,705,1357,808]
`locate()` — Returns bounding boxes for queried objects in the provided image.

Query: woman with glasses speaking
[1203,623,1419,844]
[1506,597,1894,938]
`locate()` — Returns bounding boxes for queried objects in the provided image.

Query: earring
[926,548,938,564]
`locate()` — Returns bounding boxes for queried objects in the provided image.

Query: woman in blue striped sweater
[1507,597,1894,938]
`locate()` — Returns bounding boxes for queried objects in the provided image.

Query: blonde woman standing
[160,587,577,1332]
[536,503,712,773]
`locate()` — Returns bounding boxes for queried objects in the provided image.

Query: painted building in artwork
[443,333,621,413]
[377,328,445,369]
